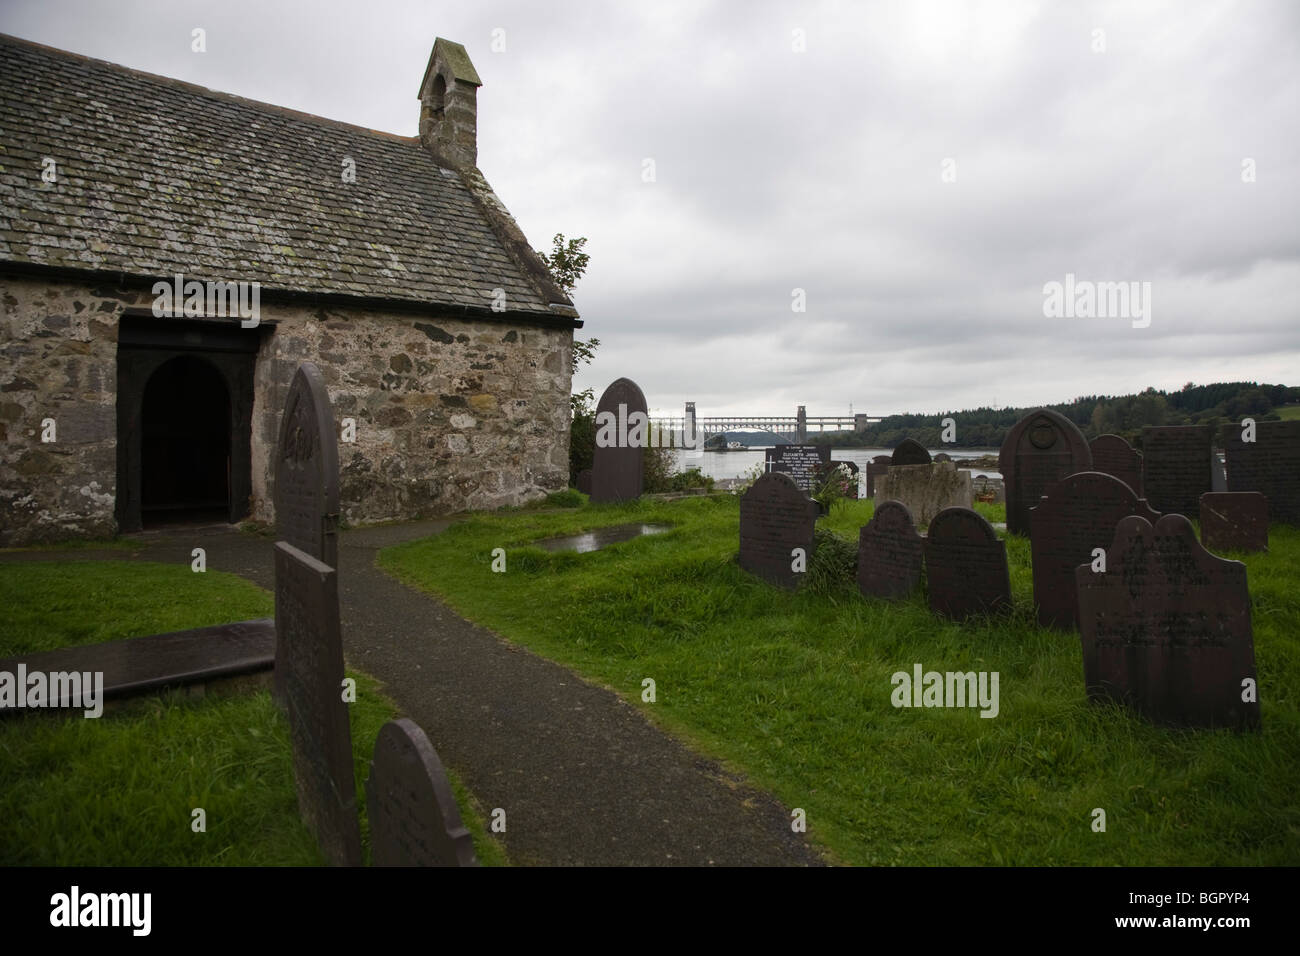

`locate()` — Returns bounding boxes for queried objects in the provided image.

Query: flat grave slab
[1200,491,1268,553]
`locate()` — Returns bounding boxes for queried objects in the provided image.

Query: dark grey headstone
[576,469,592,495]
[999,408,1092,536]
[925,507,1012,620]
[933,452,952,462]
[1222,420,1300,525]
[274,540,361,866]
[891,438,932,467]
[1141,425,1212,517]
[1076,514,1260,730]
[1029,471,1161,631]
[764,444,831,494]
[866,455,891,498]
[1200,492,1268,553]
[366,718,478,867]
[857,501,923,599]
[590,377,648,503]
[738,472,819,590]
[1089,434,1143,497]
[275,363,340,570]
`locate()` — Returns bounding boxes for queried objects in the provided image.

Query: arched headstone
[891,438,931,467]
[925,507,1011,620]
[1089,434,1143,497]
[999,408,1091,536]
[590,378,648,503]
[738,472,818,590]
[367,718,478,867]
[857,501,923,599]
[275,363,340,569]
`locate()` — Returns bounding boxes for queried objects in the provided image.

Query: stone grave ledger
[1000,408,1092,536]
[857,501,924,599]
[1089,434,1143,497]
[874,461,972,527]
[1222,420,1300,525]
[1141,425,1211,518]
[1076,514,1260,730]
[1200,492,1268,553]
[890,438,931,467]
[738,471,819,590]
[924,507,1012,620]
[866,456,891,498]
[274,540,362,866]
[1029,471,1161,631]
[275,363,341,570]
[590,377,648,503]
[367,718,478,867]
[764,445,831,494]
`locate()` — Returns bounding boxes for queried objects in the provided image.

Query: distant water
[672,448,1002,481]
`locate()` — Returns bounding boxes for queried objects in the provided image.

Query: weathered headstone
[274,540,362,866]
[764,444,831,494]
[738,471,819,590]
[933,452,952,463]
[891,438,932,467]
[275,363,340,569]
[1088,434,1143,497]
[575,469,592,495]
[1222,420,1300,525]
[999,408,1092,536]
[875,460,973,526]
[1076,514,1260,730]
[1141,425,1212,518]
[925,507,1012,620]
[866,455,891,498]
[366,718,478,867]
[1029,471,1161,630]
[1200,492,1268,553]
[590,378,648,503]
[857,501,923,599]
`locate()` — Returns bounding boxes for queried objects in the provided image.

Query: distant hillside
[703,430,790,449]
[808,382,1300,449]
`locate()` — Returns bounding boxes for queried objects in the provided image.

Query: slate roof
[0,33,576,320]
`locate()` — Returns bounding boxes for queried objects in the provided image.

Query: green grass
[379,494,1300,866]
[1274,406,1300,421]
[0,561,506,866]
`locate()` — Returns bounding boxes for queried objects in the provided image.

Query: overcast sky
[4,0,1297,419]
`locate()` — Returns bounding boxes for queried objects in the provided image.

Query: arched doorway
[140,356,231,526]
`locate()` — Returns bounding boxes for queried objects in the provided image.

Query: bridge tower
[796,405,807,443]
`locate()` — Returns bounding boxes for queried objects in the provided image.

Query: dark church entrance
[116,314,261,533]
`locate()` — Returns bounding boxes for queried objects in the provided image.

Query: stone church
[0,34,581,545]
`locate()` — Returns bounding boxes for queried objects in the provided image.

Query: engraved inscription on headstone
[275,363,340,569]
[1088,434,1143,497]
[925,507,1012,620]
[738,472,819,590]
[891,438,932,467]
[866,455,891,498]
[366,718,478,867]
[1222,420,1300,526]
[857,501,924,599]
[999,408,1092,536]
[1029,471,1161,631]
[764,444,832,494]
[1199,492,1268,553]
[590,377,648,504]
[1076,514,1260,730]
[1141,425,1211,518]
[274,540,361,866]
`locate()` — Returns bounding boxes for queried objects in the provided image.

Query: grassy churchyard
[377,493,1300,866]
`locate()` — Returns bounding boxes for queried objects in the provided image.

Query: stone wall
[0,273,574,544]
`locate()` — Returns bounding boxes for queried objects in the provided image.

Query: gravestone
[1200,492,1268,553]
[1222,420,1300,525]
[857,501,923,599]
[590,377,648,503]
[891,438,932,467]
[1029,471,1161,630]
[1088,434,1143,497]
[925,507,1012,620]
[274,540,362,866]
[999,408,1092,536]
[1076,514,1260,730]
[933,452,953,462]
[875,460,973,526]
[866,455,891,498]
[576,469,592,495]
[828,460,860,499]
[1141,425,1211,518]
[764,444,831,494]
[366,718,478,867]
[275,363,340,570]
[738,471,819,590]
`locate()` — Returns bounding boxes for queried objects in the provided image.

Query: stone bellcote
[418,38,482,168]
